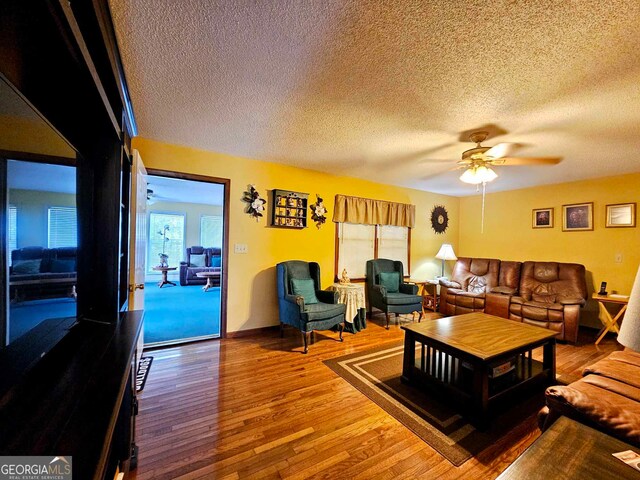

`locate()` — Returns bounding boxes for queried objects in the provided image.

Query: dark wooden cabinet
[0,1,141,478]
[271,189,309,228]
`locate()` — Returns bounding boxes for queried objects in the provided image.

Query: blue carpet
[9,298,77,342]
[143,282,221,344]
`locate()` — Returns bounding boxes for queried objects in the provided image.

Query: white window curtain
[48,206,77,248]
[8,204,17,253]
[378,225,409,272]
[148,212,185,272]
[200,215,223,248]
[337,223,375,278]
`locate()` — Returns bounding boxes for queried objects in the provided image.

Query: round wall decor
[430,205,449,234]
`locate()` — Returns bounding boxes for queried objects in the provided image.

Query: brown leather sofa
[538,349,640,447]
[439,258,520,315]
[439,258,588,342]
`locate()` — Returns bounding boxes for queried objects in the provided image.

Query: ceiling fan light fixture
[459,165,498,184]
[476,165,498,183]
[459,167,482,184]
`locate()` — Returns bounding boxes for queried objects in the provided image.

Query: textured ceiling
[109,0,640,196]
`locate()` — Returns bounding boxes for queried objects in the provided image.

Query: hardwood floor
[131,314,621,480]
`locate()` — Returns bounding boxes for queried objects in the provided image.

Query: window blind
[148,212,185,272]
[8,205,17,253]
[48,206,77,248]
[200,215,223,248]
[337,223,375,278]
[378,225,409,272]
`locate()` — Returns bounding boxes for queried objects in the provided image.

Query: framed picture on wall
[605,202,636,228]
[562,202,593,231]
[532,208,554,228]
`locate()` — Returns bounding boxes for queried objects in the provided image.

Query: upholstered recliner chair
[439,258,523,316]
[505,261,587,343]
[179,246,222,286]
[276,261,346,353]
[366,259,423,329]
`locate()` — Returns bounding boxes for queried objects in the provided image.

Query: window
[8,205,17,253]
[148,212,185,272]
[337,223,375,278]
[200,215,223,248]
[378,225,409,271]
[336,223,410,279]
[48,206,77,248]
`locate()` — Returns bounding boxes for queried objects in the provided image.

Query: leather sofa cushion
[583,356,640,389]
[519,261,587,306]
[385,292,422,305]
[498,261,522,291]
[545,375,640,446]
[450,257,500,293]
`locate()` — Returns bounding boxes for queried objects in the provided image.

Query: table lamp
[435,243,457,278]
[617,264,640,352]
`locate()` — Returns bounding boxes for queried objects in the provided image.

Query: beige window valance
[332,194,415,228]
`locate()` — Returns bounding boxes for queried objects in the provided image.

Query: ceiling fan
[455,131,561,233]
[457,131,561,185]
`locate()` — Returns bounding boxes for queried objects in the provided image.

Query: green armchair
[276,261,346,353]
[366,258,423,329]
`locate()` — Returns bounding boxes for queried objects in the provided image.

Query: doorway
[142,170,229,346]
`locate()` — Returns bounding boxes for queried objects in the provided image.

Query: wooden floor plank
[130,315,621,479]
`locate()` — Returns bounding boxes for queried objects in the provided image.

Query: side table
[152,266,177,288]
[329,283,367,333]
[593,293,629,345]
[409,279,439,314]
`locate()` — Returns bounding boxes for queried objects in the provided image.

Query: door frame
[145,168,230,339]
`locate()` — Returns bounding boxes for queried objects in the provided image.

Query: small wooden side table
[593,292,629,345]
[409,279,439,314]
[152,266,177,288]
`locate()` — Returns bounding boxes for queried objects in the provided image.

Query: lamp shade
[618,264,640,351]
[460,168,483,185]
[459,165,498,185]
[435,243,457,261]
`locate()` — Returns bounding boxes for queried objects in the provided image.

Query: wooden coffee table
[401,312,557,428]
[196,271,220,292]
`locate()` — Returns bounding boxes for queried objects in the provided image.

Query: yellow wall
[459,173,640,327]
[133,137,459,333]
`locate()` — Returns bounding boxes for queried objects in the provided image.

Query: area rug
[324,342,545,466]
[136,356,153,392]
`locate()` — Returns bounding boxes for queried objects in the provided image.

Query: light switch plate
[234,243,248,254]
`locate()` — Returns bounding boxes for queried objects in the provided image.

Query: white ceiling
[147,175,224,206]
[110,0,640,196]
[8,161,76,194]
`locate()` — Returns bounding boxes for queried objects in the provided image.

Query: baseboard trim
[227,325,279,338]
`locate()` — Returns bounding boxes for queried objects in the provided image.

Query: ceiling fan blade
[484,142,522,159]
[497,156,562,166]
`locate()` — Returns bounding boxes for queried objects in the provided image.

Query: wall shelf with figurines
[271,189,309,228]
